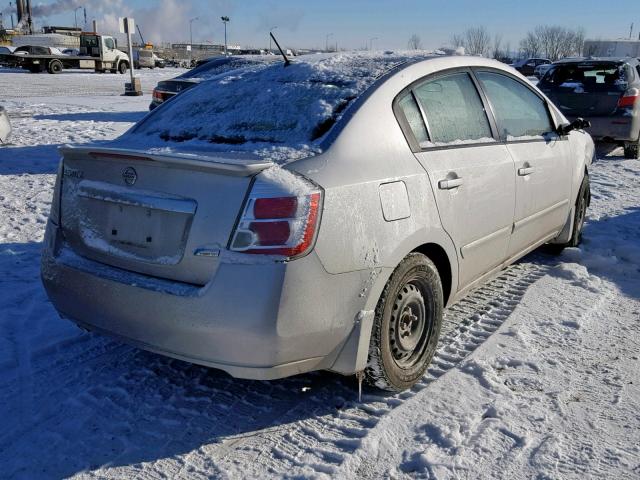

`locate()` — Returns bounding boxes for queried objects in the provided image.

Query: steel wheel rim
[389,280,431,369]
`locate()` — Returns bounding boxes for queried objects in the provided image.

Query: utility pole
[189,16,198,66]
[326,33,333,52]
[221,16,229,56]
[269,26,277,53]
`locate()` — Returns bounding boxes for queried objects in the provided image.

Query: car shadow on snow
[0,209,638,478]
[34,111,148,123]
[0,144,63,175]
[569,206,640,300]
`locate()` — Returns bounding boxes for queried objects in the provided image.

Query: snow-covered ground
[0,69,639,480]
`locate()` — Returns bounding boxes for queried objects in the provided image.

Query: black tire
[118,61,128,74]
[623,143,639,159]
[48,59,63,74]
[365,253,443,392]
[554,173,590,250]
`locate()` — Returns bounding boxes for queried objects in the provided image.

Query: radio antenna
[269,32,291,67]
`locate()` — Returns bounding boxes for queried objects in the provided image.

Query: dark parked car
[539,57,640,158]
[512,58,551,76]
[149,55,276,110]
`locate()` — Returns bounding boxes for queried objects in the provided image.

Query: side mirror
[557,117,591,135]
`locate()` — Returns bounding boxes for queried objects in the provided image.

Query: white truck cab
[78,34,130,73]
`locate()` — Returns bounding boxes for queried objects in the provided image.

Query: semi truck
[0,33,130,74]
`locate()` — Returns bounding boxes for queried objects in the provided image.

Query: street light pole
[325,33,333,52]
[269,26,277,53]
[74,7,82,29]
[221,16,230,56]
[189,17,198,66]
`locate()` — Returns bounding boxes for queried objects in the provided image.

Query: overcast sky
[4,0,640,50]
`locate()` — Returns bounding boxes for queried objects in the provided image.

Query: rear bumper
[569,114,640,143]
[41,221,372,379]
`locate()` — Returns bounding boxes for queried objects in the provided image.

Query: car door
[397,71,517,289]
[475,70,573,259]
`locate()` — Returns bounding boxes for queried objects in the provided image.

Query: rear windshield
[540,62,628,91]
[124,53,424,158]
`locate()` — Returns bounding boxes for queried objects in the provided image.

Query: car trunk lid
[59,146,272,285]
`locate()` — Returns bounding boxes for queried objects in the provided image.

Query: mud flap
[550,205,574,244]
[329,310,375,375]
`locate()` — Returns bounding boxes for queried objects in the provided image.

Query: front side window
[476,71,553,139]
[413,72,493,145]
[104,38,115,50]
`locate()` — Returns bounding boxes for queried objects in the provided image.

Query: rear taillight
[152,89,164,102]
[617,88,639,108]
[230,171,322,259]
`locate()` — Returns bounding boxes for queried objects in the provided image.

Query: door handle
[438,177,463,190]
[518,167,535,176]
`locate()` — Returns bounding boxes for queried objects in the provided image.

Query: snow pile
[117,52,433,160]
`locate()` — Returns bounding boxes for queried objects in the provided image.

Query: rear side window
[397,93,429,144]
[476,71,553,139]
[413,72,493,145]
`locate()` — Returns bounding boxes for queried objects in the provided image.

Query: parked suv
[42,54,593,392]
[512,57,551,76]
[539,57,640,158]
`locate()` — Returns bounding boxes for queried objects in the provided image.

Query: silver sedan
[41,53,594,391]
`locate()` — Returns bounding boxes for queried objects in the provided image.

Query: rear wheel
[623,142,639,159]
[365,253,443,392]
[48,59,63,74]
[118,61,128,74]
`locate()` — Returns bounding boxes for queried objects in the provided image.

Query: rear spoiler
[59,146,274,177]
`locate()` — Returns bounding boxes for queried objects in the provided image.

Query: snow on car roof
[117,51,435,162]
